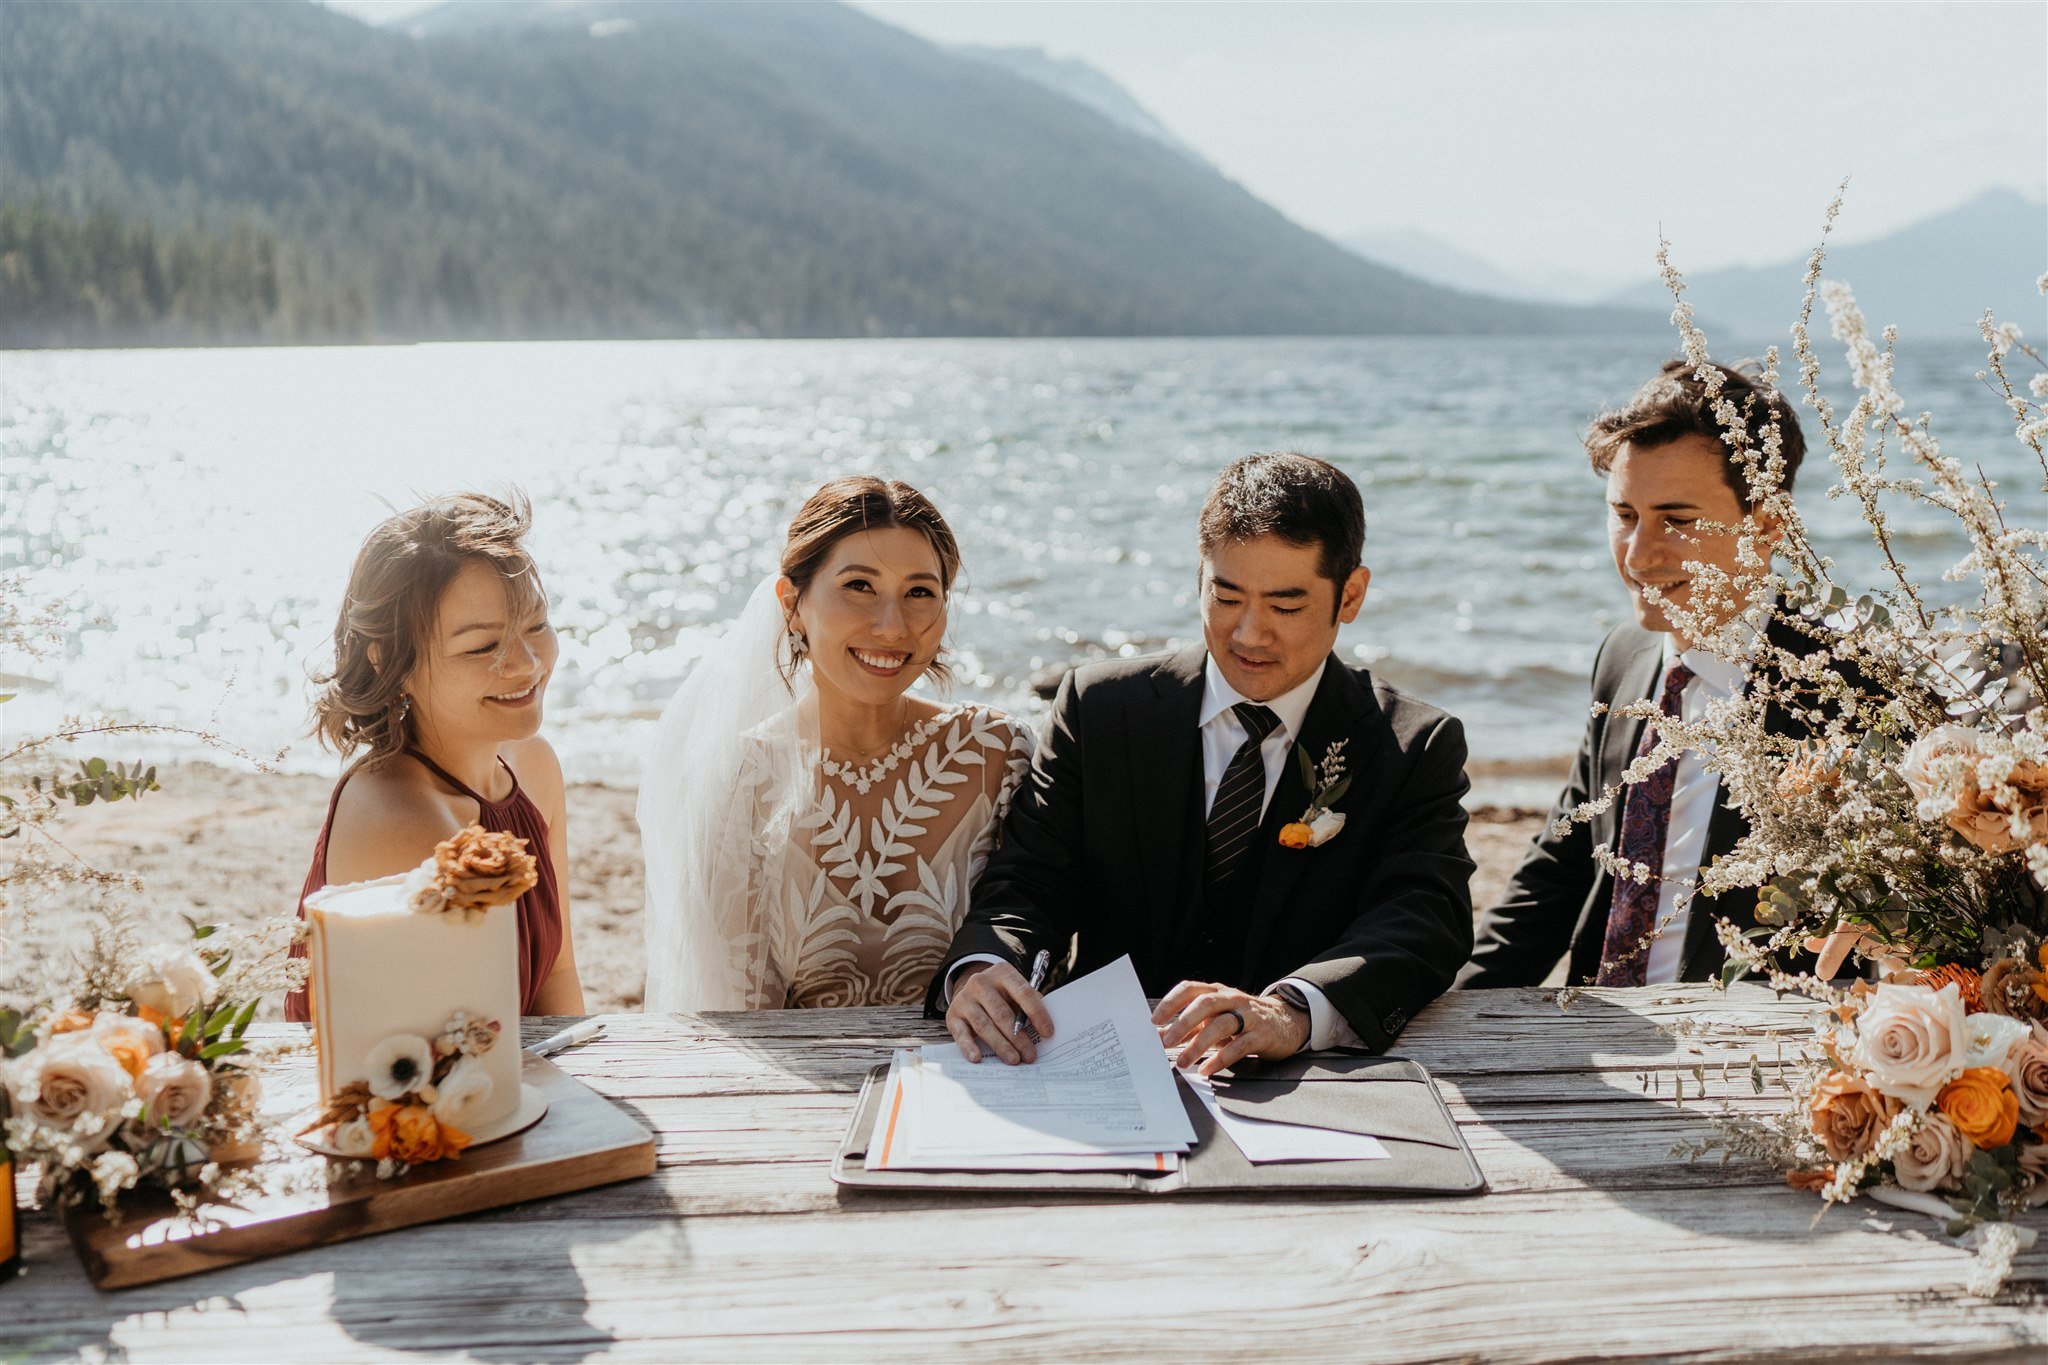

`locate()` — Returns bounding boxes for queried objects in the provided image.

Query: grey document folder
[831,1052,1486,1196]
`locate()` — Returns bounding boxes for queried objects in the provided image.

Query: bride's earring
[786,627,808,668]
[394,693,412,721]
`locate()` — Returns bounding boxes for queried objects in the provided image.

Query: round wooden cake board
[293,1083,550,1158]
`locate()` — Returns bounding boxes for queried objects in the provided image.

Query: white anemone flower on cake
[364,1034,435,1100]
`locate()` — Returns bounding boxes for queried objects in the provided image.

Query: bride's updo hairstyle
[778,476,961,689]
[313,490,545,769]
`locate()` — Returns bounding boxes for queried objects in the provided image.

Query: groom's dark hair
[1198,453,1365,615]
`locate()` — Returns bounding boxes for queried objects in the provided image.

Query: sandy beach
[11,762,1548,1015]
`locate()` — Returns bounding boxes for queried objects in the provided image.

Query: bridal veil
[638,576,816,1012]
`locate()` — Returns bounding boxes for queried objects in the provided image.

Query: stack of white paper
[868,956,1194,1174]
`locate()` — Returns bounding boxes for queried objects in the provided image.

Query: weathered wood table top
[5,985,2045,1362]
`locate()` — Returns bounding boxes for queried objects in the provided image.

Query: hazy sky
[333,1,2046,290]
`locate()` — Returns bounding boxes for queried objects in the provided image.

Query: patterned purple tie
[1596,658,1696,987]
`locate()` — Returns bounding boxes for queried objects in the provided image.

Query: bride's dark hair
[312,490,545,769]
[779,476,961,689]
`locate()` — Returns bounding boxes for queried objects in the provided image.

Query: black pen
[1011,948,1052,1039]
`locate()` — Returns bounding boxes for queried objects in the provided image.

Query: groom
[930,453,1475,1074]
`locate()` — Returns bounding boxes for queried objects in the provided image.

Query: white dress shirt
[1197,656,1362,1050]
[1639,639,1746,984]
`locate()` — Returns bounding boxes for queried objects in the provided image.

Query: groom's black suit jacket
[926,647,1476,1052]
[1460,616,1830,989]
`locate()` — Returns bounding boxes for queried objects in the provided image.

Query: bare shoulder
[503,735,566,823]
[326,758,467,885]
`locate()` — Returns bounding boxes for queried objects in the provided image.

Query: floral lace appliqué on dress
[732,705,1032,1009]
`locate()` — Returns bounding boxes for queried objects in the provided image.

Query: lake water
[1,333,2033,803]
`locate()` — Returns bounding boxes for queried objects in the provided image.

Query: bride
[639,476,1033,1011]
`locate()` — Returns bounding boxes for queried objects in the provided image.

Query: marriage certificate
[876,955,1196,1169]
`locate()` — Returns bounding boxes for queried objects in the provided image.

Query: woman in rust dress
[286,492,583,1021]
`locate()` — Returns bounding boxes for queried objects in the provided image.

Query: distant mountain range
[0,0,1659,345]
[1347,189,2048,344]
[1604,189,2047,344]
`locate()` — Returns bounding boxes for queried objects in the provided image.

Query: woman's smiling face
[780,526,948,708]
[406,559,558,751]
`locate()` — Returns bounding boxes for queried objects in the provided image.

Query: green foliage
[0,195,368,346]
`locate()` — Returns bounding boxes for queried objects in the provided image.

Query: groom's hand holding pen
[945,956,1054,1065]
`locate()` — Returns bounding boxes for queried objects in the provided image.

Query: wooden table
[5,985,2045,1361]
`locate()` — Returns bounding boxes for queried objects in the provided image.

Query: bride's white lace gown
[710,703,1033,1009]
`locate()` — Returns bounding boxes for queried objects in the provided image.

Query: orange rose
[44,1009,94,1035]
[369,1102,473,1164]
[1808,1070,1901,1161]
[1937,1066,2021,1149]
[1278,823,1312,850]
[1787,1168,1834,1192]
[433,826,538,912]
[97,1032,154,1081]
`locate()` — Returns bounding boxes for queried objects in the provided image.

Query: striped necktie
[1204,702,1282,894]
[1596,659,1696,986]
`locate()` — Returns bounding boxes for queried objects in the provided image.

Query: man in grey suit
[1461,360,1809,989]
[933,453,1476,1072]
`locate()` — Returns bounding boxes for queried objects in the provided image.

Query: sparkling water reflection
[2,335,2030,797]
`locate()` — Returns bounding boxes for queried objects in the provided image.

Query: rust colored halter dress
[284,751,565,1022]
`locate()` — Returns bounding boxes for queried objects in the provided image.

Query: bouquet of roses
[0,912,303,1214]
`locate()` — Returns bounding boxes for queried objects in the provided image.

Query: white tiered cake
[303,875,523,1133]
[298,826,541,1160]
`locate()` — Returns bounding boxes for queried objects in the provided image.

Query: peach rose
[1892,1112,1972,1192]
[91,1012,166,1081]
[432,826,538,913]
[1938,1066,2021,1149]
[1808,1070,1901,1161]
[43,1009,95,1035]
[1777,742,1843,798]
[1981,956,2048,1021]
[135,1050,213,1130]
[7,1033,133,1153]
[1900,726,1983,807]
[2008,1023,2048,1127]
[1787,1168,1834,1193]
[1945,784,2029,854]
[1850,982,1967,1108]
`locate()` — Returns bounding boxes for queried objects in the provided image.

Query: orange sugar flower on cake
[1937,1067,2020,1149]
[433,825,539,912]
[370,1101,472,1164]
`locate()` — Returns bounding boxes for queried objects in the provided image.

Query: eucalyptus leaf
[229,998,259,1039]
[198,1039,247,1061]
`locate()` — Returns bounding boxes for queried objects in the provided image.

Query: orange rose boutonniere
[1937,1066,2020,1150]
[1281,741,1350,851]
